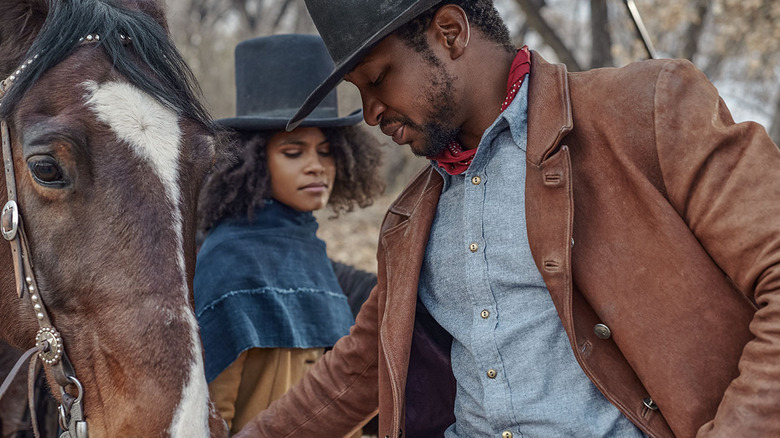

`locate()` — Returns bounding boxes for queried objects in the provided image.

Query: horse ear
[0,0,49,77]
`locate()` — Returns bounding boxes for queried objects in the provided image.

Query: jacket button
[471,175,482,185]
[487,369,497,379]
[480,309,490,319]
[643,397,659,411]
[469,242,479,252]
[502,432,513,438]
[594,323,612,339]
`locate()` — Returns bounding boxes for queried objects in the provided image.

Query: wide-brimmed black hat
[286,0,442,131]
[217,34,363,131]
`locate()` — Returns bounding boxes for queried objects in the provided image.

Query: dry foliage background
[166,0,780,273]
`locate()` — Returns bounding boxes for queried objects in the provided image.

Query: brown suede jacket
[236,53,780,438]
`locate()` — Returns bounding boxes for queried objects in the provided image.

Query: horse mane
[0,0,214,133]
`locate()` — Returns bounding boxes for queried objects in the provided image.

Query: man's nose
[361,93,386,126]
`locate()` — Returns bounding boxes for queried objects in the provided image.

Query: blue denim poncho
[194,200,354,382]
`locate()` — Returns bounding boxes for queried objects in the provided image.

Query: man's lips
[381,124,406,145]
[391,125,405,144]
[381,121,408,145]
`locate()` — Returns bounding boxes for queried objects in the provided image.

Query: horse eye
[27,158,67,187]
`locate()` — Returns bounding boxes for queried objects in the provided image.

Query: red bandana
[429,46,531,175]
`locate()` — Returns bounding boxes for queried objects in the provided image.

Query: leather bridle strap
[1,74,87,437]
[1,121,76,383]
[0,345,36,400]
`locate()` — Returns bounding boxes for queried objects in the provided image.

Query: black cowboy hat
[217,34,363,131]
[286,0,442,131]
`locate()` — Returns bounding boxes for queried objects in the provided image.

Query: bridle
[0,35,111,438]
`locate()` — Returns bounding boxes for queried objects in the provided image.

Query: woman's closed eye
[281,149,302,158]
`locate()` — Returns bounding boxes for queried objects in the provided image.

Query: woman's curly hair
[198,125,385,234]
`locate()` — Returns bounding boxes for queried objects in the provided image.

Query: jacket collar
[526,51,573,166]
[387,51,572,217]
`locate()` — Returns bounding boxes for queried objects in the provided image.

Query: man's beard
[400,63,460,157]
[419,63,460,157]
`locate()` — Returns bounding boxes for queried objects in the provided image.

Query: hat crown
[234,34,338,120]
[304,0,423,63]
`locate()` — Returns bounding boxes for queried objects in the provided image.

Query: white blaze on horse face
[82,80,210,437]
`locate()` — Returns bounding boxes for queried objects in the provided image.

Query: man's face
[345,34,460,157]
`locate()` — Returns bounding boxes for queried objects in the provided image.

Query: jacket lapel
[378,167,443,402]
[524,53,577,330]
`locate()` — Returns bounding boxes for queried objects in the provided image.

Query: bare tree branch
[513,0,582,71]
[272,0,295,32]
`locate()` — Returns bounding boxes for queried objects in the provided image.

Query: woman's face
[266,127,336,212]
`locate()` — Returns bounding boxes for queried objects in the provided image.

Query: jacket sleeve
[652,59,780,436]
[234,285,380,437]
[331,260,378,318]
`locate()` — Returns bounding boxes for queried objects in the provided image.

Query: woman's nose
[304,155,326,174]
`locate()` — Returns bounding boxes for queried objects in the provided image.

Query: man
[236,1,780,437]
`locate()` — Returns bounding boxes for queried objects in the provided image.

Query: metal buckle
[1,200,18,240]
[59,376,87,438]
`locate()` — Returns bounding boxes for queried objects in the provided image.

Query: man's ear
[429,5,470,60]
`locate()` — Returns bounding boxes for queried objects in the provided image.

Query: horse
[0,0,229,436]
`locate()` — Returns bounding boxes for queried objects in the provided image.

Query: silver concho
[35,327,64,365]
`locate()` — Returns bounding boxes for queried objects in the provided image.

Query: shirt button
[469,242,479,252]
[471,175,482,185]
[480,309,490,319]
[487,369,497,379]
[502,432,513,438]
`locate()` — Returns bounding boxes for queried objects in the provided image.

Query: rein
[0,38,107,438]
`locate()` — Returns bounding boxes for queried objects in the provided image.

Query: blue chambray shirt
[418,78,646,438]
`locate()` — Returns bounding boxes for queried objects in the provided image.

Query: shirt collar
[430,75,530,185]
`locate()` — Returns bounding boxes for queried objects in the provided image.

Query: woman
[193,34,383,435]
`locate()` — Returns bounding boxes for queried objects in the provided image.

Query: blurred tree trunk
[230,0,260,33]
[513,0,582,71]
[680,0,708,61]
[590,0,612,68]
[770,97,780,147]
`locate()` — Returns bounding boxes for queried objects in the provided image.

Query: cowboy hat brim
[285,0,441,131]
[218,108,363,131]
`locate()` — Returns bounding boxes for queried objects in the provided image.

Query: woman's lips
[300,182,328,193]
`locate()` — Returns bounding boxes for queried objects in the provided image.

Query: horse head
[0,0,228,436]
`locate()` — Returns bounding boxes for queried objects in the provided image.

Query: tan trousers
[209,347,363,437]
